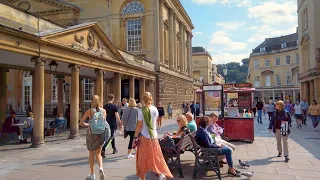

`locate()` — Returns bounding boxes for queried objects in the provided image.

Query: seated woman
[160,115,190,146]
[52,113,66,129]
[196,116,240,177]
[2,112,21,139]
[22,112,34,134]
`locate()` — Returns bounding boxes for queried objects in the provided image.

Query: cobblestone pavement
[1,116,320,180]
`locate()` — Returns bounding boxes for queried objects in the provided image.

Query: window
[265,75,271,87]
[254,76,260,87]
[127,19,142,52]
[52,77,58,101]
[84,79,94,102]
[281,43,287,48]
[276,57,280,66]
[296,54,299,64]
[276,75,281,86]
[260,47,265,52]
[254,60,259,68]
[286,73,292,85]
[122,1,144,14]
[302,8,308,30]
[296,73,299,85]
[286,55,290,64]
[265,59,270,67]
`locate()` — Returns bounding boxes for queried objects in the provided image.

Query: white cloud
[245,26,259,30]
[191,0,251,7]
[248,2,296,25]
[213,52,249,64]
[193,31,203,35]
[247,24,296,42]
[210,30,247,51]
[216,21,245,31]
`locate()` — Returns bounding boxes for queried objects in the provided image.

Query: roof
[192,46,206,53]
[252,32,298,53]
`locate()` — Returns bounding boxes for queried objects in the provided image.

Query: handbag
[124,108,133,139]
[159,136,175,148]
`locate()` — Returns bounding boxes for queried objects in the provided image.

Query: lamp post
[48,60,59,74]
[223,66,228,84]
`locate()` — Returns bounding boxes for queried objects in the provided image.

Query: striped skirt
[136,136,173,179]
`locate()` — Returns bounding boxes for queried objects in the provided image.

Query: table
[11,123,27,140]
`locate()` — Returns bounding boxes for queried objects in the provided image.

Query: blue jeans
[257,110,263,122]
[23,127,32,133]
[219,146,233,168]
[310,115,320,128]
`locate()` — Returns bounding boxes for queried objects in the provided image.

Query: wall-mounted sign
[223,83,252,89]
[203,85,223,91]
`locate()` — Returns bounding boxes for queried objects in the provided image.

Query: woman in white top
[133,92,173,180]
[294,100,303,128]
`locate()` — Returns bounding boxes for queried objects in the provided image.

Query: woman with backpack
[268,100,292,162]
[80,95,109,180]
[133,92,173,180]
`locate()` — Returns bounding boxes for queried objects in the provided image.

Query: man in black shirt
[256,99,264,124]
[102,94,121,158]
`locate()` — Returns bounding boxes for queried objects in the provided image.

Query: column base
[68,134,80,139]
[30,142,46,148]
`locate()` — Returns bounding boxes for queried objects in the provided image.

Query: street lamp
[223,66,228,83]
[48,60,59,74]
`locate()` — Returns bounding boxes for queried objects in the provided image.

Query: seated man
[2,112,21,139]
[185,112,197,132]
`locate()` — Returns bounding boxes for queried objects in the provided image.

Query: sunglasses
[176,120,181,122]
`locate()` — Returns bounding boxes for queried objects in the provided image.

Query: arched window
[122,1,144,14]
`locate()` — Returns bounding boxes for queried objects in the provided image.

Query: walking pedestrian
[266,100,275,121]
[122,98,139,159]
[156,102,165,130]
[167,102,173,119]
[102,94,121,157]
[195,102,200,116]
[133,92,173,180]
[256,99,264,124]
[300,98,309,125]
[268,100,292,162]
[307,100,320,131]
[293,101,303,128]
[80,95,108,180]
[252,100,257,117]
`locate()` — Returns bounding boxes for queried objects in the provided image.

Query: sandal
[228,171,241,177]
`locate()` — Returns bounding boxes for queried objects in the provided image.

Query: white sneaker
[126,154,134,159]
[159,174,166,180]
[314,128,317,131]
[86,174,95,180]
[99,169,105,180]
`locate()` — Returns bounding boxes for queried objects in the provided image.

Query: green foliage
[216,59,249,84]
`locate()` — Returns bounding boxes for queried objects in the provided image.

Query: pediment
[41,23,126,63]
[0,0,78,12]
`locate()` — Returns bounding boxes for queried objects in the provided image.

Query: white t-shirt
[138,105,158,138]
[294,105,302,115]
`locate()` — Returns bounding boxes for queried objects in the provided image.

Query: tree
[215,59,248,83]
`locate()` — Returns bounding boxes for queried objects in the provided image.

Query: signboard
[202,85,224,117]
[223,83,252,89]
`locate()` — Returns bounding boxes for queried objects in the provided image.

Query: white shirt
[138,105,158,138]
[294,104,302,115]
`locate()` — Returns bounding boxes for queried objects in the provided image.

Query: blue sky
[180,0,297,64]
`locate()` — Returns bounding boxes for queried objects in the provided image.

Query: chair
[190,135,222,180]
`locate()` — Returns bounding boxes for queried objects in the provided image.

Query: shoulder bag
[124,108,133,139]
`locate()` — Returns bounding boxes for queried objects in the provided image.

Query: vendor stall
[199,83,255,143]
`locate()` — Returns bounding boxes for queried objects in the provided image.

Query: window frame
[302,8,308,30]
[286,55,291,65]
[265,59,270,67]
[260,47,266,52]
[286,73,292,85]
[296,54,299,64]
[281,43,287,48]
[126,18,142,52]
[296,73,299,85]
[254,76,260,87]
[122,1,144,14]
[254,60,260,68]
[276,75,281,86]
[265,75,271,87]
[84,78,94,102]
[276,57,280,66]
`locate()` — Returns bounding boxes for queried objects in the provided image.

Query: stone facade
[158,71,194,116]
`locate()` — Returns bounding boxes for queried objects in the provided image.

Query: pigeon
[241,171,254,178]
[239,159,250,168]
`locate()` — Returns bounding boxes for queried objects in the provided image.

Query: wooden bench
[161,131,196,178]
[190,135,222,180]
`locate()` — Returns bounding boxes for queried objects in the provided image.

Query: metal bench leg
[177,158,184,178]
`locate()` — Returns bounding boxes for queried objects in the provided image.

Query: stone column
[188,32,192,76]
[149,80,155,104]
[139,78,146,104]
[173,14,177,69]
[169,8,175,68]
[159,0,165,64]
[79,78,84,111]
[129,76,135,99]
[68,64,80,139]
[179,22,185,73]
[293,90,296,103]
[310,80,315,101]
[57,76,64,115]
[30,57,45,148]
[282,90,286,101]
[95,69,104,106]
[154,0,160,71]
[0,68,8,126]
[31,72,35,113]
[114,73,121,104]
[261,91,265,102]
[272,90,275,102]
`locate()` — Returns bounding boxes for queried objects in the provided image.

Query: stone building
[212,64,225,84]
[248,32,300,102]
[0,0,194,119]
[297,0,320,103]
[0,0,194,147]
[192,46,213,84]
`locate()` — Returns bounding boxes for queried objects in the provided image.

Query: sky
[180,0,298,64]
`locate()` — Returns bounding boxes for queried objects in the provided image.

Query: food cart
[198,83,255,143]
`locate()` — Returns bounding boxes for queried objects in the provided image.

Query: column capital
[30,56,46,64]
[55,75,65,79]
[68,64,81,71]
[160,0,165,5]
[140,78,146,82]
[94,69,104,76]
[114,72,122,79]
